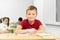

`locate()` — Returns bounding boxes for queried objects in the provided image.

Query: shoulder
[20,19,28,25]
[0,23,4,26]
[0,23,4,28]
[35,19,41,22]
[21,19,27,23]
[35,19,42,25]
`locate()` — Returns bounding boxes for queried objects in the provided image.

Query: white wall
[34,0,56,25]
[0,0,33,22]
[43,0,56,24]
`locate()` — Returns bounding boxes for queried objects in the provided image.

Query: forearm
[20,28,37,34]
[0,30,9,33]
[19,29,28,34]
[15,29,28,34]
[37,29,46,33]
[37,25,46,33]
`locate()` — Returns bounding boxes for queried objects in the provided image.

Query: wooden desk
[0,33,58,40]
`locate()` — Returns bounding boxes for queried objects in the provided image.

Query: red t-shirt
[20,19,42,30]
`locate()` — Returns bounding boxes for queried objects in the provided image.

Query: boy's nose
[30,15,33,17]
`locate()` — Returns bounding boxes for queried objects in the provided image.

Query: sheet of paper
[17,33,32,36]
[36,33,53,37]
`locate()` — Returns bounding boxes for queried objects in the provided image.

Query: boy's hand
[26,28,37,34]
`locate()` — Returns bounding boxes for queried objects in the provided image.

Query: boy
[15,5,45,34]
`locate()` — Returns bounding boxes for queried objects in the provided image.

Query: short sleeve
[0,24,7,31]
[36,20,42,26]
[20,20,25,27]
[39,20,42,25]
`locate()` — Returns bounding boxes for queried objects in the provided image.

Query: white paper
[17,33,32,36]
[36,33,53,37]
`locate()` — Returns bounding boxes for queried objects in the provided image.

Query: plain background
[0,0,33,22]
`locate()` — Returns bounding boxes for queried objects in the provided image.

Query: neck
[28,20,35,25]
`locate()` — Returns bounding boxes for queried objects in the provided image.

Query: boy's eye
[28,13,31,15]
[27,13,35,15]
[33,14,35,15]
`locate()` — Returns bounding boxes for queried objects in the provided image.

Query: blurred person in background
[0,17,10,33]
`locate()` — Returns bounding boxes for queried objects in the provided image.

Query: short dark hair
[26,5,37,13]
[18,17,23,21]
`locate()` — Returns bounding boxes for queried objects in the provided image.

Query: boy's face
[26,10,37,21]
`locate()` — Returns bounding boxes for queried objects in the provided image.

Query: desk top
[0,33,58,40]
